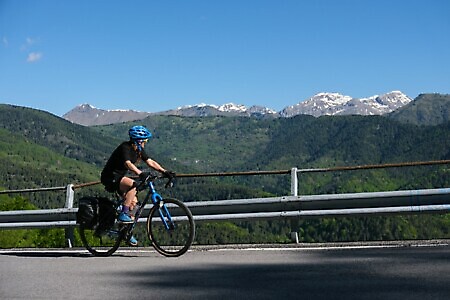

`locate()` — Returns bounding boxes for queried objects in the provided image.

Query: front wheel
[146,198,195,257]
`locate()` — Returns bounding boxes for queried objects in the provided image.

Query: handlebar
[164,175,176,188]
[135,173,175,191]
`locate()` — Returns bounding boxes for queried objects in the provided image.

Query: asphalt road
[1,241,449,300]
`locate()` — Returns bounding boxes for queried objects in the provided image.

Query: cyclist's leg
[117,177,139,246]
[117,177,134,223]
[119,176,138,210]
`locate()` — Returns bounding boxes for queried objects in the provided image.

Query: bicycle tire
[79,222,124,257]
[146,198,195,257]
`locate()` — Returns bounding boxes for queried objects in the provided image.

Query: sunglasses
[137,139,148,144]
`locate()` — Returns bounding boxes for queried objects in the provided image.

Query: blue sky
[1,0,449,116]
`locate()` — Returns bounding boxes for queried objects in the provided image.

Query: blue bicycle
[79,174,195,257]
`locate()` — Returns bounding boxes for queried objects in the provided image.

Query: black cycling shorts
[101,171,123,194]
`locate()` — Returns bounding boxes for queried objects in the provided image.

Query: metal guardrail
[290,159,450,196]
[1,187,450,229]
[1,160,450,245]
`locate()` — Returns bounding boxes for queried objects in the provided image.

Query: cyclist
[101,125,175,246]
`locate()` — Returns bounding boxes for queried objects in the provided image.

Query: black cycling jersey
[101,141,150,192]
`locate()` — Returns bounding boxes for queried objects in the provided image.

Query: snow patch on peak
[217,103,247,112]
[78,103,96,109]
[306,93,353,105]
[177,103,219,110]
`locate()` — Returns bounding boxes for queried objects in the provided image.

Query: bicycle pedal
[117,219,133,224]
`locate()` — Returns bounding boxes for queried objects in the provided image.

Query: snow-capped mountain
[63,104,151,126]
[280,91,412,117]
[159,103,278,118]
[62,91,412,126]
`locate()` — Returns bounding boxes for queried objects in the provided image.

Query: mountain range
[62,104,151,126]
[279,91,411,117]
[63,91,412,126]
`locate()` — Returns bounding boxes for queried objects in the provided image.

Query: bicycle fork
[152,193,175,231]
[147,180,175,231]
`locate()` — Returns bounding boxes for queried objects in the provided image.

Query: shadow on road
[0,249,135,258]
[109,246,450,299]
[0,250,91,258]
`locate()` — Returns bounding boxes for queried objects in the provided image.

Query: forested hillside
[0,104,118,166]
[388,93,450,126]
[98,114,450,196]
[0,128,103,207]
[1,104,449,247]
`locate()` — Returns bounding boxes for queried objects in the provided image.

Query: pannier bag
[96,197,116,231]
[76,196,98,229]
[76,196,117,230]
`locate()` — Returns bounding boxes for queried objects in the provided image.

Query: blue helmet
[128,125,152,141]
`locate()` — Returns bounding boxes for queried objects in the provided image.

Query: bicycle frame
[126,178,175,235]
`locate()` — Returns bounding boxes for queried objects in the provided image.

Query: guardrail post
[65,184,74,209]
[290,168,300,242]
[290,232,299,243]
[290,168,298,196]
[65,184,74,248]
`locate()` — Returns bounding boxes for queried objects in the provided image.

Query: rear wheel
[79,222,124,257]
[146,198,195,257]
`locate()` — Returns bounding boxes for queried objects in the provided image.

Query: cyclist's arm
[124,160,142,175]
[144,158,166,174]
